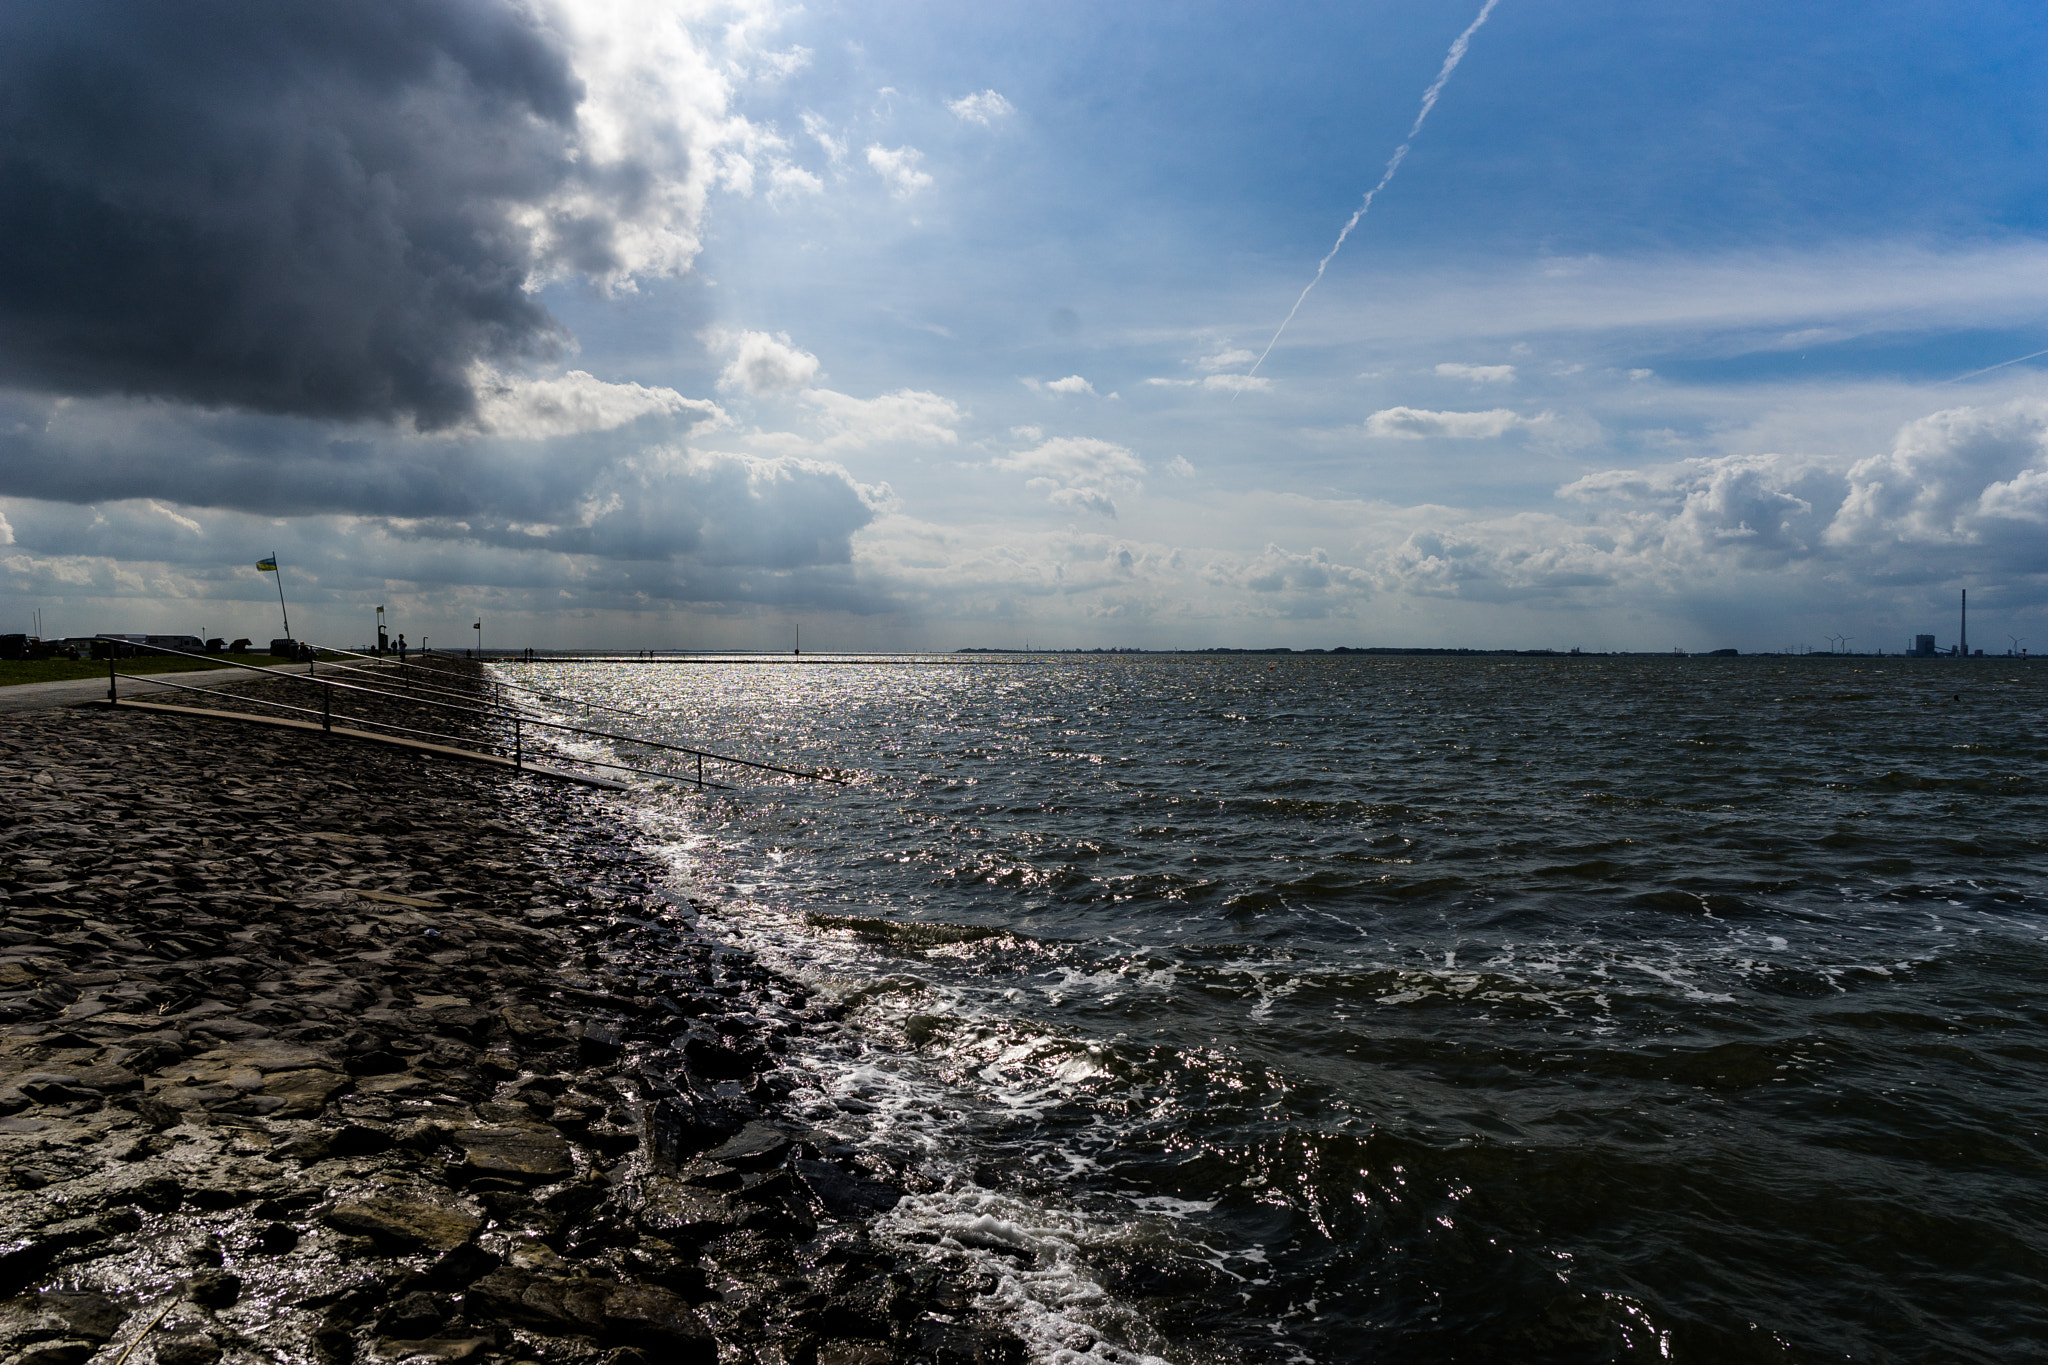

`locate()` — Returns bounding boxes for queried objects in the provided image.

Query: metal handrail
[310,641,654,720]
[97,637,845,786]
[299,645,835,782]
[115,669,493,747]
[113,669,741,791]
[298,652,512,712]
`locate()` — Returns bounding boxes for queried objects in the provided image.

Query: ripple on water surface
[514,655,2048,1363]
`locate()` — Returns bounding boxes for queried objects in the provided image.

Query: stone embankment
[0,666,1022,1365]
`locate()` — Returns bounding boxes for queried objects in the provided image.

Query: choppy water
[518,654,2048,1364]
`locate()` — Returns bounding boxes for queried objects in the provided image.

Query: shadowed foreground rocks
[0,674,1023,1365]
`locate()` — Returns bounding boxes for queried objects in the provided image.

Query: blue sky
[3,0,2047,651]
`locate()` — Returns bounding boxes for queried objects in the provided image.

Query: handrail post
[515,716,523,769]
[323,681,332,732]
[107,653,117,705]
[696,753,702,790]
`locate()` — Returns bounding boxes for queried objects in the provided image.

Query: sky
[3,0,2048,653]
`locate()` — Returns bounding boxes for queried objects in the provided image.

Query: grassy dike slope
[0,656,314,689]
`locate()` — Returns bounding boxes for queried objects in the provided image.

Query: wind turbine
[2009,634,2025,657]
[1839,635,1853,655]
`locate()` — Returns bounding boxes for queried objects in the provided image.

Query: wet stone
[816,1277,902,1340]
[373,1336,491,1363]
[153,1338,223,1365]
[795,1161,902,1220]
[14,1076,89,1105]
[631,1182,741,1242]
[376,1292,448,1338]
[279,1121,391,1163]
[451,1126,573,1182]
[5,1341,96,1365]
[462,1268,608,1334]
[0,686,1026,1365]
[681,1032,764,1080]
[702,1122,791,1172]
[649,1095,748,1162]
[183,1271,241,1309]
[253,1223,299,1255]
[498,1006,565,1045]
[324,1196,482,1253]
[252,1068,349,1116]
[424,1244,501,1291]
[577,1022,625,1064]
[71,1066,140,1093]
[0,1291,127,1347]
[128,1175,183,1212]
[602,1285,713,1356]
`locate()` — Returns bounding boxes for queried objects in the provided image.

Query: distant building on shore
[1912,634,1936,657]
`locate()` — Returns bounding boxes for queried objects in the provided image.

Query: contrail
[1241,0,1502,385]
[1941,345,2048,385]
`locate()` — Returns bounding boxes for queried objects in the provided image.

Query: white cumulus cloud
[948,90,1015,126]
[767,160,824,201]
[866,144,932,197]
[803,388,963,450]
[994,437,1146,517]
[802,111,847,164]
[1826,402,2048,547]
[1143,374,1271,393]
[1197,348,1257,373]
[1214,544,1372,597]
[750,46,812,83]
[1435,363,1516,383]
[472,368,724,438]
[708,329,821,395]
[521,1,780,294]
[1364,407,1543,439]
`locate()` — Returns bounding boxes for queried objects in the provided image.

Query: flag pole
[269,551,292,641]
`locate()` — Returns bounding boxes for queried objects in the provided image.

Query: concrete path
[0,661,320,715]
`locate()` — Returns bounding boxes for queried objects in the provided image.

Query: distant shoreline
[342,647,2027,662]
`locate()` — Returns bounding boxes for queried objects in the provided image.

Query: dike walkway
[0,664,318,715]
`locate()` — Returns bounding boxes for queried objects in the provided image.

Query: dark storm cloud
[0,391,533,517]
[0,390,882,572]
[0,497,901,619]
[0,1,632,428]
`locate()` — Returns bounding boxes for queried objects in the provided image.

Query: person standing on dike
[397,634,407,662]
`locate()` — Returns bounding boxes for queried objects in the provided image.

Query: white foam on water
[880,1187,1184,1365]
[555,779,1225,1363]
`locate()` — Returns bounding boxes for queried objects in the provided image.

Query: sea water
[517,654,2048,1363]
